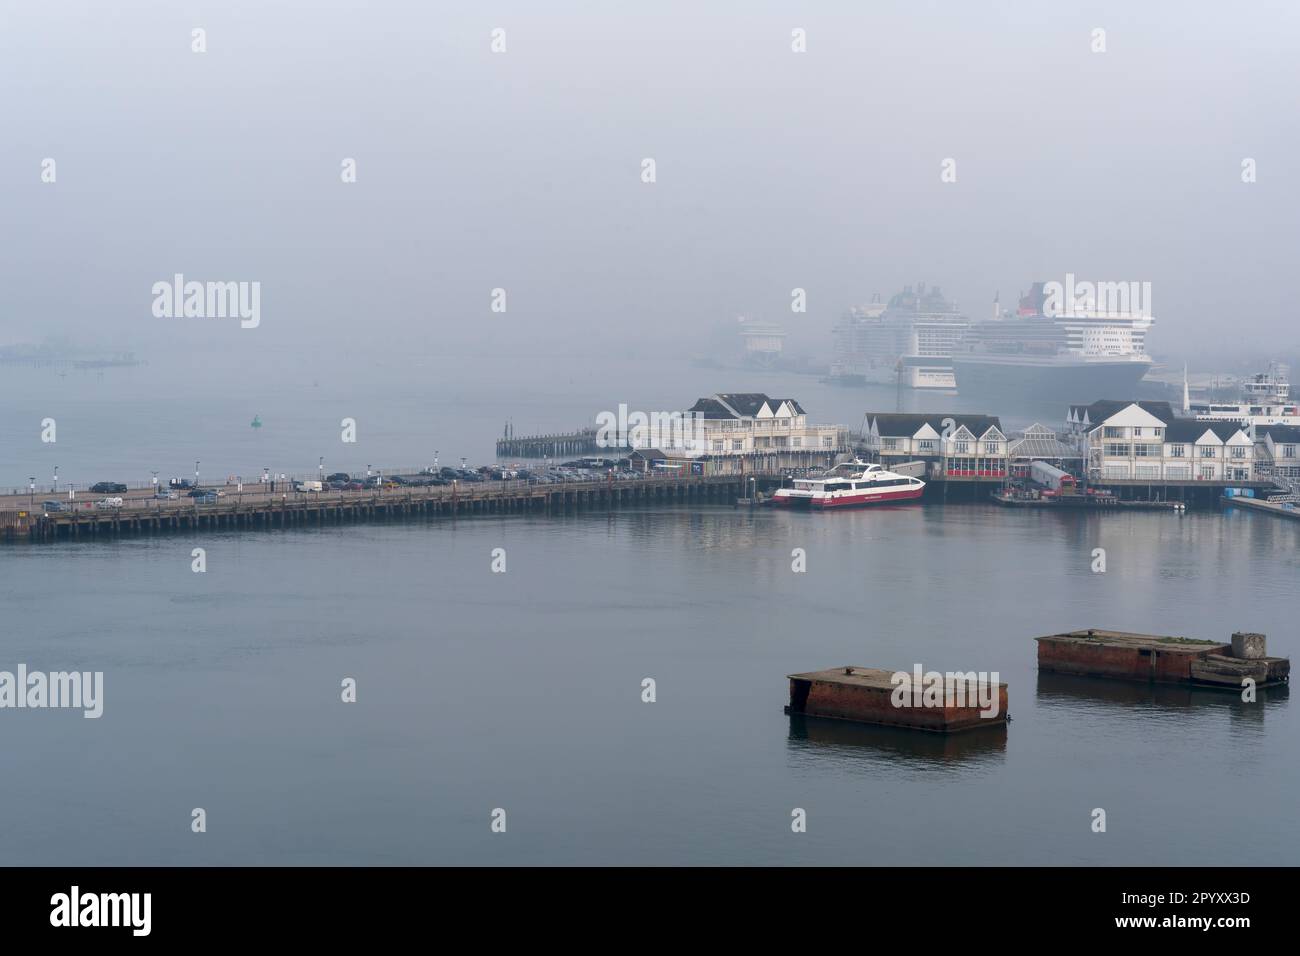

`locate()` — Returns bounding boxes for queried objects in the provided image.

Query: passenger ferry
[771,460,925,509]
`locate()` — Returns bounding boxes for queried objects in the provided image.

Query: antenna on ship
[992,291,1000,321]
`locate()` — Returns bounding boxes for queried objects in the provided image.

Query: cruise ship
[1187,364,1299,426]
[828,285,968,389]
[771,460,925,509]
[737,316,787,370]
[950,283,1154,401]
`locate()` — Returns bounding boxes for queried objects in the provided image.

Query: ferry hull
[773,487,925,509]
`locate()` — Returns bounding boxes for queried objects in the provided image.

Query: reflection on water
[1035,672,1288,733]
[786,713,1007,770]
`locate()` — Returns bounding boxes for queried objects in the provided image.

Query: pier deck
[0,474,760,544]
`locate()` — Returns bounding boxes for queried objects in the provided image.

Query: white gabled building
[862,413,1007,476]
[1069,400,1255,481]
[672,393,844,455]
[1255,424,1300,482]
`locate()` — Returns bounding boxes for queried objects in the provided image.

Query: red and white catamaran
[771,459,925,509]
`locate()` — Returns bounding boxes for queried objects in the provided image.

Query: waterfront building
[1006,424,1083,479]
[1068,400,1256,482]
[1254,424,1300,482]
[861,413,1007,477]
[670,394,844,455]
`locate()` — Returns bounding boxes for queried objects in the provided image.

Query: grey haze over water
[2,0,1299,370]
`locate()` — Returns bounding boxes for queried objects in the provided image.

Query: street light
[195,460,200,488]
[53,466,59,494]
[29,477,35,509]
[319,456,324,482]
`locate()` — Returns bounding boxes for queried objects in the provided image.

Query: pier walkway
[0,473,758,543]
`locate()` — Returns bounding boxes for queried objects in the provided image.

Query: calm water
[1,500,1296,865]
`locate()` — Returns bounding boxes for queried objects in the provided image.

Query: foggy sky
[2,0,1297,369]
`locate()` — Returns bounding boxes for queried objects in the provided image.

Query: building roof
[686,398,734,419]
[1007,424,1080,460]
[869,412,1003,438]
[1068,400,1178,426]
[1164,420,1247,443]
[687,394,806,419]
[1258,424,1300,443]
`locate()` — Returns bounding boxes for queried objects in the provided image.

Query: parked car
[42,499,67,512]
[94,497,124,509]
[169,478,194,489]
[294,480,324,492]
[90,481,127,494]
[343,481,365,491]
[154,491,178,500]
[326,472,350,483]
[186,488,213,497]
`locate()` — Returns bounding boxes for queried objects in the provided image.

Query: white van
[294,480,324,492]
[95,497,124,509]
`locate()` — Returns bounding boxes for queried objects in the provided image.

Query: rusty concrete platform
[1036,629,1289,688]
[786,666,1008,733]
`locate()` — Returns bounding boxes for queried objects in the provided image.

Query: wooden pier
[1,474,762,544]
[495,429,629,459]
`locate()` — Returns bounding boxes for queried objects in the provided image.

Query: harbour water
[2,496,1296,865]
[1,350,1296,865]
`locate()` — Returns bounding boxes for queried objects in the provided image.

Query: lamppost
[151,471,159,496]
[53,466,59,494]
[195,460,200,489]
[29,477,35,509]
[434,450,439,471]
[319,456,324,484]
